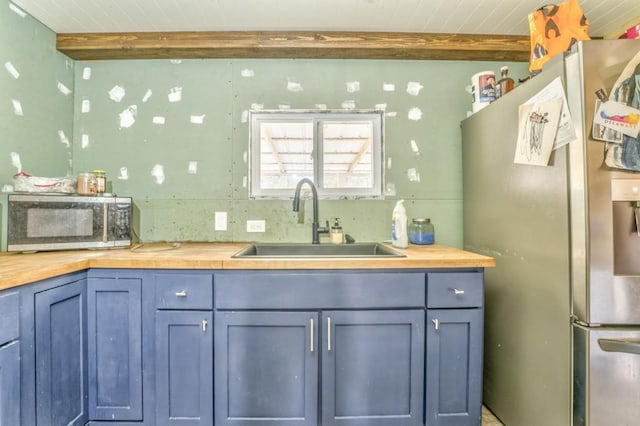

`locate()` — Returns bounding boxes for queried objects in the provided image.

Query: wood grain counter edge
[0,243,495,291]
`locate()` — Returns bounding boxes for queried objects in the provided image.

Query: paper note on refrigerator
[515,97,563,166]
[523,77,577,149]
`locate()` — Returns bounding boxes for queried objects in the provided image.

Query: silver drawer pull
[175,290,187,297]
[452,288,465,295]
[327,317,332,351]
[202,319,208,332]
[432,319,439,330]
[310,319,314,352]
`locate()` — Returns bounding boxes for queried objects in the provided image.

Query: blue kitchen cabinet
[214,311,319,426]
[0,341,20,426]
[322,310,424,426]
[425,271,484,426]
[152,271,214,426]
[0,290,20,426]
[214,271,428,426]
[87,276,143,421]
[3,265,485,426]
[34,278,88,426]
[155,311,213,426]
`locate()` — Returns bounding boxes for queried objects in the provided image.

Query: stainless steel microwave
[1,193,134,252]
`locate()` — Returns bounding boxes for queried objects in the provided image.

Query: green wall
[72,59,528,247]
[1,1,529,247]
[0,1,74,188]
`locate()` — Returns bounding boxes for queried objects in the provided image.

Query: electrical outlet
[246,219,266,233]
[214,211,227,231]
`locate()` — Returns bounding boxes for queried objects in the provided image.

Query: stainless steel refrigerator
[462,39,640,426]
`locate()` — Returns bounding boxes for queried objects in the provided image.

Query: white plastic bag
[13,172,77,193]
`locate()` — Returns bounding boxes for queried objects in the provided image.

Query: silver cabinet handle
[327,317,332,351]
[175,290,187,297]
[310,319,314,352]
[453,288,465,295]
[432,319,439,330]
[202,319,208,332]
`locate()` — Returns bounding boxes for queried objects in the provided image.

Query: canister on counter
[93,170,107,193]
[409,218,435,245]
[77,172,96,195]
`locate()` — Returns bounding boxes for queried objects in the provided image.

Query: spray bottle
[391,200,408,249]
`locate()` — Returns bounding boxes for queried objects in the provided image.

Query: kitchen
[2,1,640,425]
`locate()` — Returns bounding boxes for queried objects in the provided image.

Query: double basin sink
[232,243,405,258]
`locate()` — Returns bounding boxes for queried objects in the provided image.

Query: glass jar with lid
[93,169,107,193]
[409,218,435,245]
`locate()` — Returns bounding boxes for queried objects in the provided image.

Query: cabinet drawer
[0,291,19,345]
[153,273,213,310]
[215,271,426,309]
[427,272,483,308]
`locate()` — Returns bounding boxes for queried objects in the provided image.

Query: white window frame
[248,110,384,199]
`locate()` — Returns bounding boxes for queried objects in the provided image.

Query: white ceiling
[11,0,640,39]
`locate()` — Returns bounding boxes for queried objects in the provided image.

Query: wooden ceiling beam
[56,31,531,62]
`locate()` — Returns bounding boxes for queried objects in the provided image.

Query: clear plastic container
[409,218,435,245]
[77,172,96,195]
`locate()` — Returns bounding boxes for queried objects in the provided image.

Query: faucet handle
[317,220,330,234]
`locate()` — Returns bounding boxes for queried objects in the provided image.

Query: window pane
[259,121,314,189]
[322,121,373,189]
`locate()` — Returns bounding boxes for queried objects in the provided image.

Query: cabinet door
[0,291,20,426]
[35,280,88,426]
[214,311,318,426]
[426,309,483,426]
[155,311,213,426]
[0,341,20,426]
[87,278,143,421]
[322,310,425,426]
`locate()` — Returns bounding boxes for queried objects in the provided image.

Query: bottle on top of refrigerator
[391,200,408,249]
[496,66,515,99]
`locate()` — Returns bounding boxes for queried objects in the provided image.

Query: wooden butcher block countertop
[0,242,495,291]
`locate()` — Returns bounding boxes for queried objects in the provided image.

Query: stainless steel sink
[232,243,406,258]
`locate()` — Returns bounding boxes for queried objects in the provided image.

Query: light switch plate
[246,219,266,233]
[214,211,227,231]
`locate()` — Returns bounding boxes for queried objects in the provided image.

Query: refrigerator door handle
[598,338,640,355]
[634,202,640,237]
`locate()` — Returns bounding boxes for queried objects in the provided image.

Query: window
[249,110,384,199]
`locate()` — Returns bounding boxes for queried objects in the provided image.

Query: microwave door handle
[634,202,640,237]
[102,204,108,243]
[598,338,640,355]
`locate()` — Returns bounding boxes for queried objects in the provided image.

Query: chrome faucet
[292,178,329,244]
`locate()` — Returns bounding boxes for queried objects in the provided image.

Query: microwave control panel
[113,201,132,241]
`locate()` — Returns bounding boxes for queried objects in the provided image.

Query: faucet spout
[293,178,328,244]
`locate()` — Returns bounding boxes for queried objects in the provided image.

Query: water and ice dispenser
[612,179,640,275]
